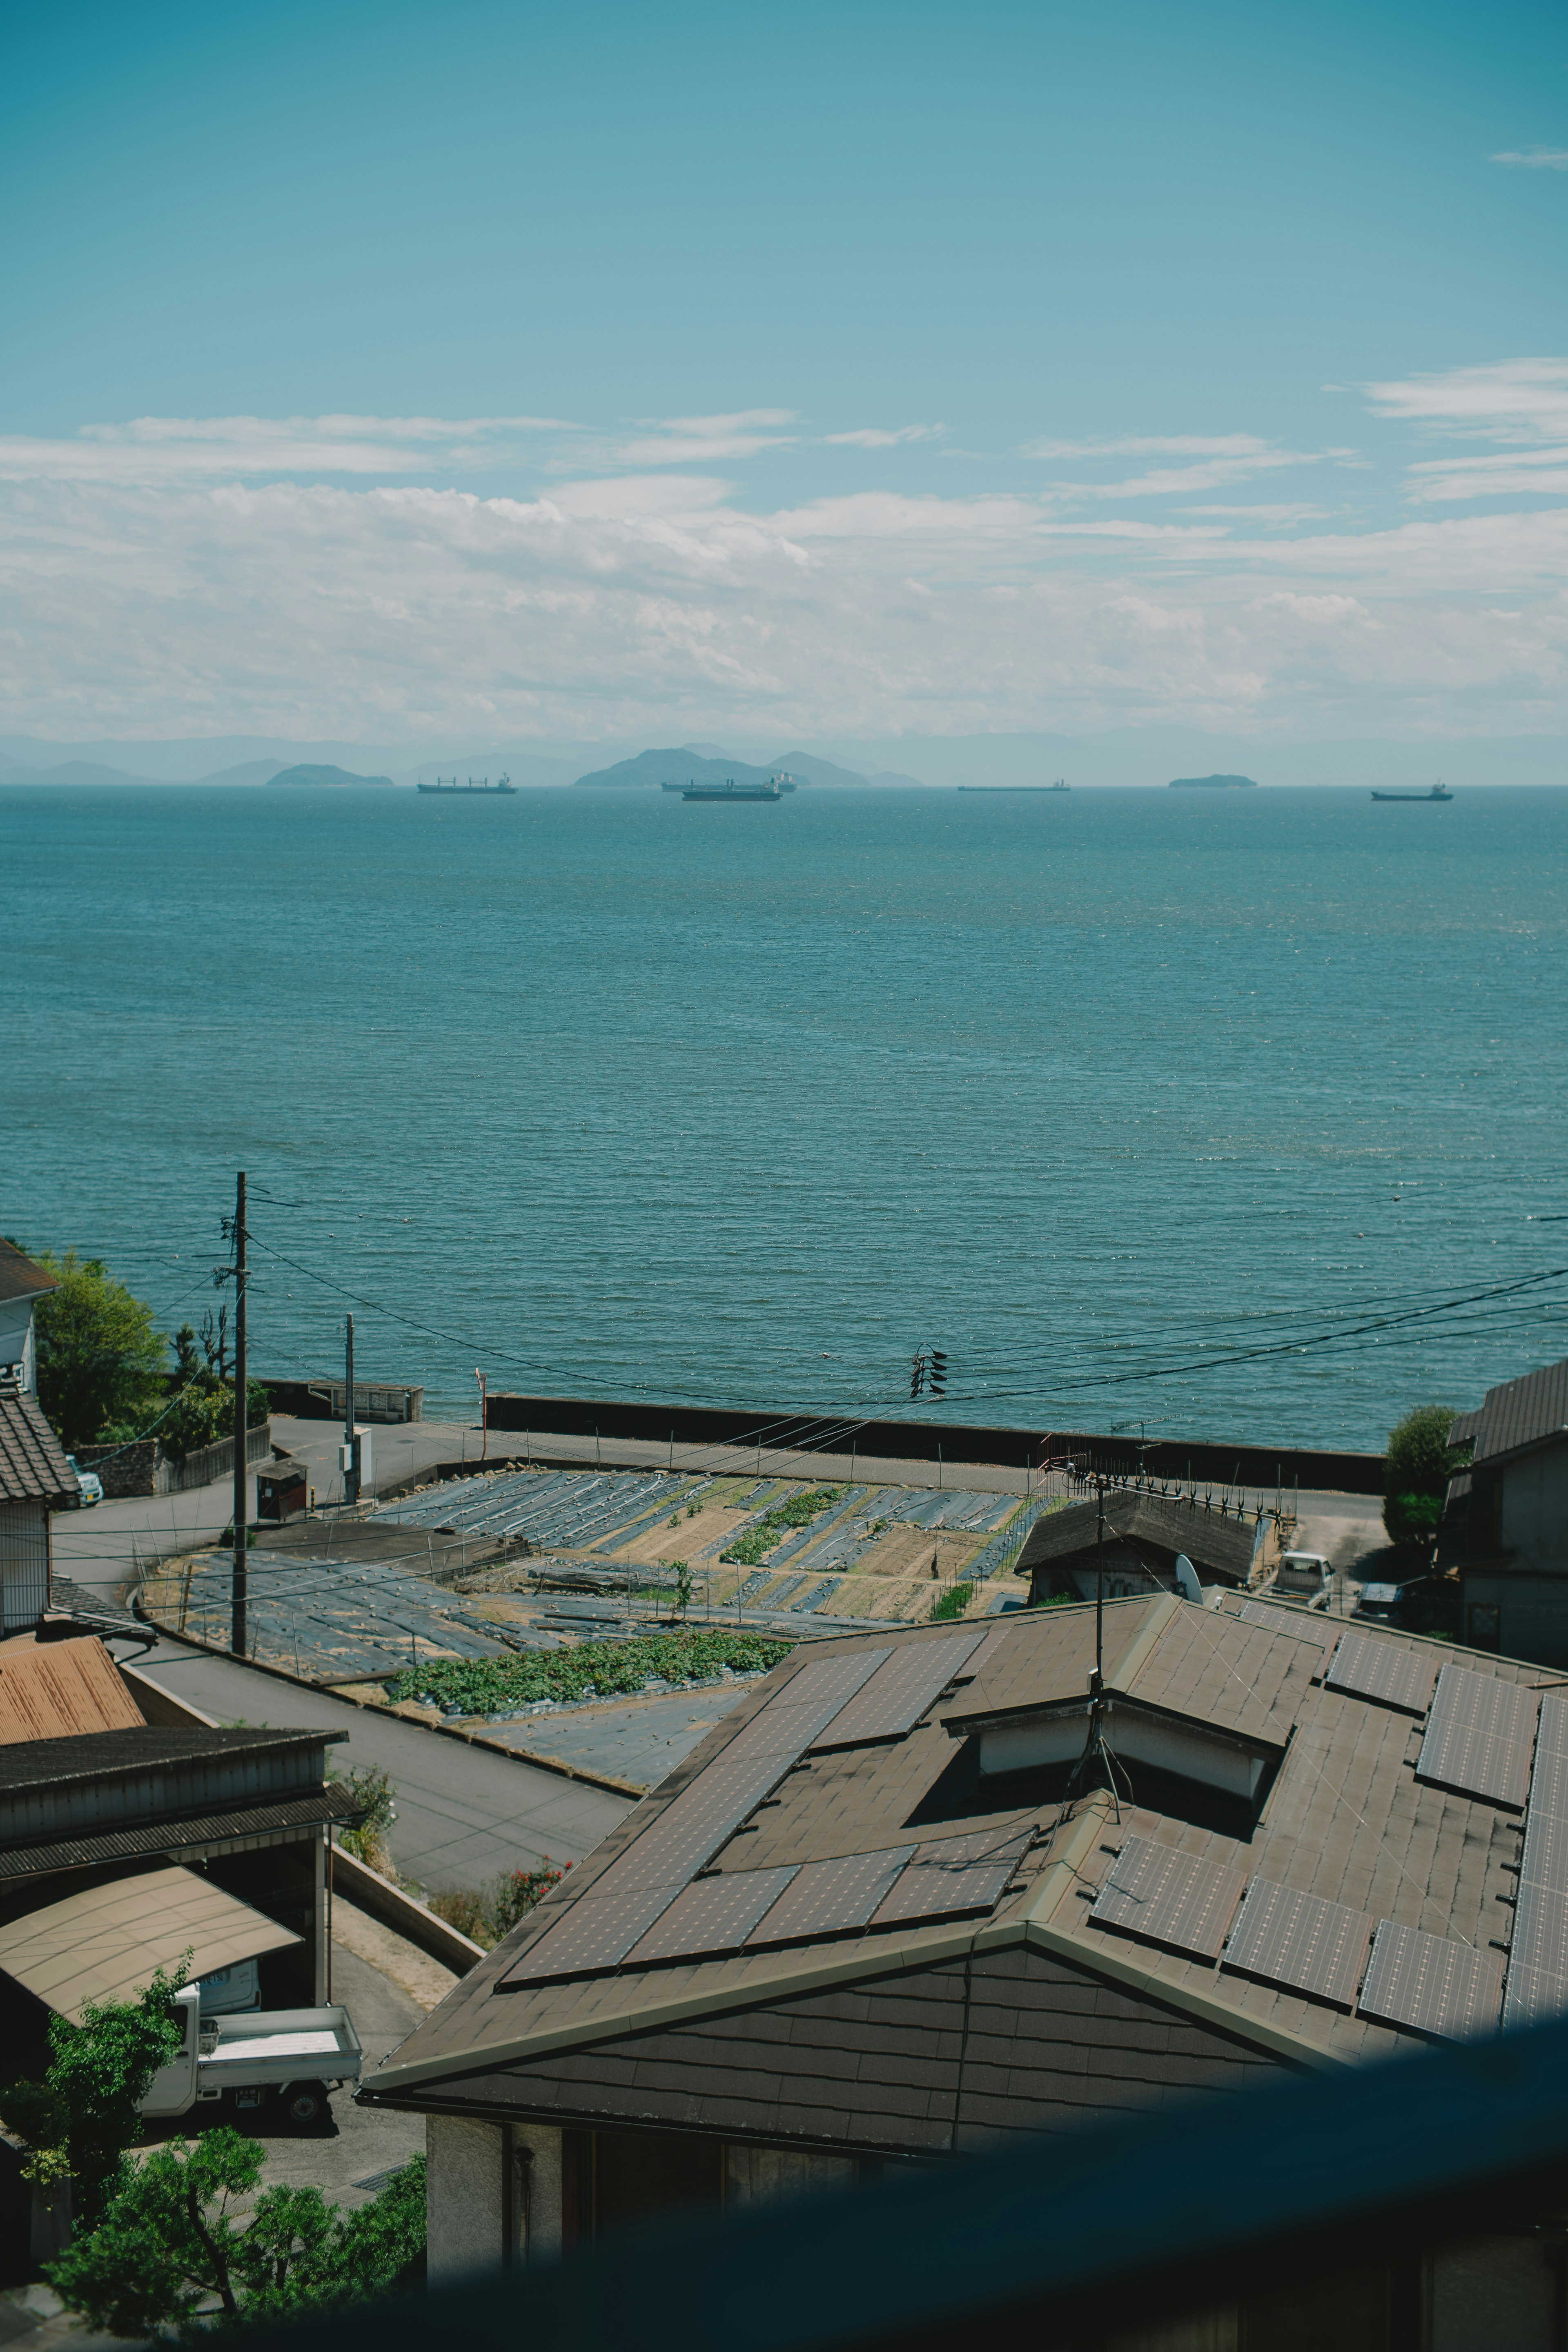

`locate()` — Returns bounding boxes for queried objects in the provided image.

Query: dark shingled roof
[360,1597,1539,2155]
[0,1242,55,1310]
[1461,1358,1568,1468]
[0,1388,76,1506]
[1017,1491,1259,1584]
[0,1724,345,1794]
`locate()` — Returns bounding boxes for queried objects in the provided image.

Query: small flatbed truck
[140,1987,362,2127]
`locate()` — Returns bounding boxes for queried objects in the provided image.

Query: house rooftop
[364,1593,1547,2129]
[0,1242,56,1311]
[1017,1490,1259,1584]
[1453,1358,1568,1469]
[0,1724,345,1794]
[0,1388,76,1508]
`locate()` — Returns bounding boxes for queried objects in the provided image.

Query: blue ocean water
[6,783,1566,1451]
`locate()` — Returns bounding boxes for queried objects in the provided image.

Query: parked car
[64,1454,104,1508]
[1274,1550,1331,1597]
[1356,1581,1404,1623]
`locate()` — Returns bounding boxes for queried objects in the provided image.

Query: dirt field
[610,1503,753,1565]
[851,1524,985,1580]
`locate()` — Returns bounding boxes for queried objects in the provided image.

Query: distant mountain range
[572,745,926,790]
[266,763,394,788]
[0,753,288,788]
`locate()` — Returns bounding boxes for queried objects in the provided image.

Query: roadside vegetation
[428,1862,569,1949]
[386,1627,792,1716]
[1383,1403,1467,1547]
[930,1582,975,1621]
[0,1967,423,2338]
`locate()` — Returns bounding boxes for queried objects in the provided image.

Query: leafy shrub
[429,1861,569,1950]
[721,1487,845,1566]
[0,1964,189,2230]
[1384,1404,1466,1545]
[338,1765,397,1874]
[388,1628,792,1717]
[930,1583,974,1622]
[29,1249,167,1451]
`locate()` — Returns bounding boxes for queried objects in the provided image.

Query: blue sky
[2,0,1565,747]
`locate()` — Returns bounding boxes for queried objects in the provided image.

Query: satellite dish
[1172,1553,1203,1605]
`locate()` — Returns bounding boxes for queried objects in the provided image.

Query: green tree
[46,2132,425,2341]
[1384,1403,1466,1547]
[29,1249,167,1450]
[0,1963,189,2230]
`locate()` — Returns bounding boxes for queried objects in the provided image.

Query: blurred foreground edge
[237,2017,1568,2352]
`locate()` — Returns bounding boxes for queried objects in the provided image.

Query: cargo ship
[681,778,783,802]
[1370,782,1453,802]
[417,774,518,795]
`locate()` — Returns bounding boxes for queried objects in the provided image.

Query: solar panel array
[500,1646,891,1984]
[1503,1689,1568,2031]
[624,1866,802,1965]
[871,1828,1033,1926]
[1088,1836,1246,1960]
[1234,1599,1332,1647]
[1324,1633,1437,1717]
[1223,1878,1371,2007]
[747,1846,915,1946]
[1415,1664,1537,1810]
[1358,1919,1503,2042]
[810,1629,990,1750]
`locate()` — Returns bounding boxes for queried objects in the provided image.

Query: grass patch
[721,1486,846,1566]
[930,1583,975,1621]
[387,1628,793,1717]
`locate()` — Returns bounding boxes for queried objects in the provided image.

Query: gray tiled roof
[1017,1491,1258,1583]
[0,1388,76,1506]
[361,1596,1537,2149]
[0,1241,55,1310]
[1464,1359,1568,1468]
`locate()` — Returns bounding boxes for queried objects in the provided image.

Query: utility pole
[343,1314,359,1506]
[231,1172,248,1658]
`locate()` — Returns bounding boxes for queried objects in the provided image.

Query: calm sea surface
[7,784,1566,1451]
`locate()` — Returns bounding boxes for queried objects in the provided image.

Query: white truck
[140,1986,363,2127]
[1274,1550,1333,1600]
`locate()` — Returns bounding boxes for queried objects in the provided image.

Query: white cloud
[822,424,946,448]
[1022,433,1279,459]
[3,393,1568,743]
[1492,148,1568,169]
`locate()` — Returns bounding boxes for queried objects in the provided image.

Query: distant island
[1168,773,1258,789]
[266,763,395,789]
[573,745,924,790]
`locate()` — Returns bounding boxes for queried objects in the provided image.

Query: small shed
[256,1455,310,1525]
[1018,1490,1261,1603]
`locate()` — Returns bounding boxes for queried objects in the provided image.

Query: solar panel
[811,1629,989,1750]
[501,1646,891,1983]
[1324,1634,1437,1717]
[871,1828,1032,1927]
[1519,1806,1568,1895]
[1087,1835,1246,1960]
[1234,1600,1332,1647]
[1415,1718,1532,1811]
[1503,1964,1568,2035]
[1535,1692,1568,1763]
[1508,1877,1568,1981]
[748,1846,915,1946]
[1357,1919,1503,2042]
[623,1866,802,1965]
[1430,1664,1538,1747]
[1222,1878,1371,2007]
[1528,1744,1568,1825]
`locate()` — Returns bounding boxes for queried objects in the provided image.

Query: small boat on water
[1370,781,1453,802]
[417,774,517,795]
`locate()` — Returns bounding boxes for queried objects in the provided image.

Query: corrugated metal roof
[1468,1358,1568,1467]
[0,1724,343,1794]
[0,1637,145,1745]
[0,1388,76,1506]
[0,1785,351,1878]
[1018,1492,1258,1583]
[0,1243,56,1310]
[0,1862,298,2018]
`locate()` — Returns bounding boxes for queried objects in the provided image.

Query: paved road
[130,1633,632,1892]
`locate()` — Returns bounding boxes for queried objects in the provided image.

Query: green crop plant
[721,1486,846,1566]
[930,1583,975,1622]
[388,1629,792,1717]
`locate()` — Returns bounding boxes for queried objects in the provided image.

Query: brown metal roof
[1018,1492,1258,1584]
[0,1638,146,1745]
[0,1862,298,2018]
[0,1388,76,1506]
[0,1242,56,1310]
[1466,1357,1568,1468]
[361,1598,1538,2140]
